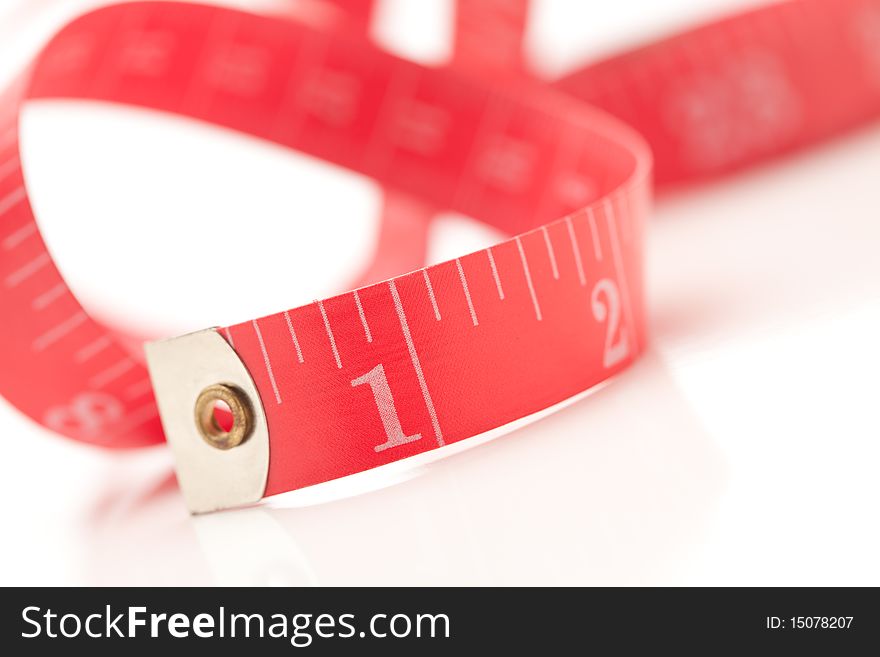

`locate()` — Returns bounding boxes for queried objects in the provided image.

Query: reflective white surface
[1,0,879,586]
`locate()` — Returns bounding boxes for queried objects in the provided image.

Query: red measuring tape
[0,0,877,512]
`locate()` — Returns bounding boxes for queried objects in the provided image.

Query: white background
[1,0,879,585]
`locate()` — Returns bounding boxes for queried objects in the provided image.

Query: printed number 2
[591,278,629,368]
[351,364,422,452]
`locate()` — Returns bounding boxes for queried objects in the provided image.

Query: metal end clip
[145,329,269,514]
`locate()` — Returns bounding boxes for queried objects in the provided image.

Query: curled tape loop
[0,0,877,506]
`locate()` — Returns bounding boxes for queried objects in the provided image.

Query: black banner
[1,587,877,653]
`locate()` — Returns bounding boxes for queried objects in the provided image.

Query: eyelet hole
[211,399,234,434]
[194,384,253,450]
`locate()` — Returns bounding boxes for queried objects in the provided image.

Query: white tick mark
[353,290,373,342]
[0,156,20,185]
[32,282,67,311]
[0,127,17,152]
[486,248,505,300]
[587,207,603,261]
[283,311,304,363]
[422,269,442,320]
[390,279,444,446]
[75,334,112,363]
[252,319,282,404]
[604,198,637,350]
[541,226,559,280]
[124,379,154,401]
[516,237,542,321]
[456,258,478,326]
[5,252,50,288]
[0,186,25,218]
[33,311,88,351]
[318,300,342,368]
[2,222,36,250]
[90,358,136,388]
[565,216,586,286]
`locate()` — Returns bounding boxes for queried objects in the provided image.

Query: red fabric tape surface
[0,1,878,499]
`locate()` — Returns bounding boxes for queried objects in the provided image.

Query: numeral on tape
[351,363,422,452]
[43,392,124,438]
[591,278,629,368]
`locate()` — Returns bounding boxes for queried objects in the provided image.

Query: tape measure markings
[388,277,445,448]
[267,28,331,141]
[621,193,635,244]
[316,298,343,369]
[563,215,587,287]
[421,269,443,320]
[178,10,244,115]
[352,289,373,343]
[540,226,560,281]
[280,310,304,363]
[74,334,114,364]
[603,196,637,355]
[124,378,154,401]
[7,251,51,289]
[0,127,16,153]
[0,185,26,221]
[454,258,479,327]
[514,236,542,321]
[449,90,512,214]
[251,318,282,405]
[114,400,160,434]
[360,64,423,175]
[226,188,644,497]
[485,248,505,300]
[585,208,604,262]
[89,357,137,389]
[2,218,36,251]
[31,282,68,311]
[0,156,21,186]
[0,1,875,508]
[32,309,88,352]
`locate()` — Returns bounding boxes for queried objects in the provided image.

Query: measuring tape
[0,0,877,512]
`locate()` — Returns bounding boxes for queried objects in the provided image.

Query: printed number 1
[351,364,422,452]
